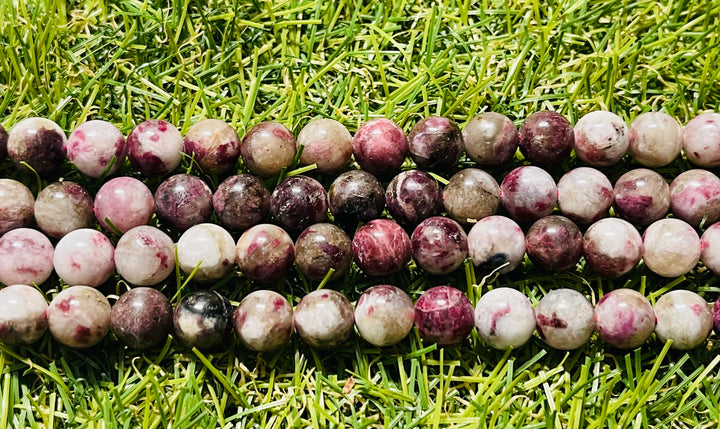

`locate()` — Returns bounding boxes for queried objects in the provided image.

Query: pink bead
[0,228,54,286]
[66,120,127,178]
[54,229,115,287]
[94,177,155,234]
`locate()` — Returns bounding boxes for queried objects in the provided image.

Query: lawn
[1,0,720,427]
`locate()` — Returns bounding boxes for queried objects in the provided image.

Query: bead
[240,121,296,177]
[467,215,525,274]
[352,219,411,276]
[669,169,720,228]
[176,223,236,282]
[213,174,270,232]
[297,118,353,174]
[235,224,294,283]
[628,112,682,167]
[114,226,175,286]
[700,222,720,276]
[415,286,474,346]
[556,167,613,224]
[111,287,172,350]
[0,228,54,286]
[294,223,352,281]
[411,216,468,275]
[34,181,93,238]
[93,177,155,234]
[0,284,48,345]
[154,174,213,231]
[573,111,629,166]
[47,286,111,348]
[463,112,518,166]
[183,119,241,174]
[535,289,594,350]
[408,116,464,170]
[500,166,557,222]
[526,215,582,272]
[7,117,66,174]
[594,289,655,349]
[294,289,354,349]
[443,168,500,224]
[66,120,127,177]
[474,287,535,350]
[682,112,720,168]
[270,175,328,233]
[642,218,700,278]
[127,119,183,176]
[0,178,35,235]
[654,290,712,350]
[328,170,385,224]
[352,118,408,177]
[385,170,443,228]
[582,218,642,278]
[613,168,670,225]
[233,290,294,352]
[518,111,574,166]
[173,291,232,350]
[53,229,115,287]
[354,285,415,347]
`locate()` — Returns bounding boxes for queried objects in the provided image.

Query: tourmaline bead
[294,223,352,281]
[354,285,415,347]
[240,121,296,177]
[270,175,328,233]
[462,112,518,166]
[654,290,712,350]
[235,224,295,283]
[518,111,574,166]
[177,223,236,282]
[669,169,720,228]
[34,181,94,238]
[183,119,241,174]
[474,287,535,350]
[642,218,700,278]
[443,168,500,225]
[47,286,111,348]
[0,284,48,345]
[297,118,353,174]
[0,178,35,234]
[352,219,411,276]
[54,229,115,287]
[155,174,213,231]
[526,215,582,272]
[410,216,468,275]
[385,170,443,228]
[573,111,629,166]
[467,215,525,274]
[582,218,643,278]
[500,166,557,222]
[0,228,54,286]
[7,117,66,174]
[127,119,183,176]
[114,226,174,286]
[535,289,595,350]
[213,174,270,232]
[700,222,720,276]
[714,296,720,335]
[66,120,127,177]
[407,116,464,170]
[414,286,474,346]
[557,167,613,224]
[594,289,655,349]
[613,169,670,225]
[94,176,155,234]
[233,290,294,352]
[682,112,720,168]
[294,289,354,349]
[352,118,408,177]
[0,124,7,160]
[628,112,682,167]
[328,170,385,224]
[173,291,232,350]
[111,287,173,350]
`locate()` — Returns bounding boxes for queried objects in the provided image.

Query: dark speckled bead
[7,117,67,175]
[415,286,474,346]
[154,174,213,230]
[271,175,328,233]
[352,219,411,276]
[0,124,8,161]
[443,168,500,224]
[526,215,582,272]
[518,111,574,166]
[463,112,518,166]
[111,288,173,350]
[385,170,443,228]
[173,291,232,350]
[295,223,352,281]
[328,170,385,224]
[407,116,464,170]
[213,174,270,232]
[410,216,468,275]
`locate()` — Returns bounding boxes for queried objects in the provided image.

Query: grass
[1,0,720,427]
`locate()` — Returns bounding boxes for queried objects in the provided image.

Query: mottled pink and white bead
[183,119,241,174]
[7,117,66,174]
[573,111,629,166]
[628,112,682,167]
[0,284,48,345]
[474,287,535,350]
[463,112,518,166]
[34,181,94,238]
[700,223,720,276]
[47,286,111,348]
[177,223,236,282]
[582,218,643,278]
[557,167,613,224]
[354,285,415,347]
[352,219,411,276]
[408,116,464,170]
[613,169,670,225]
[233,290,294,352]
[443,168,500,224]
[669,169,720,228]
[467,215,525,274]
[410,216,468,275]
[0,179,34,235]
[0,228,54,286]
[66,120,127,177]
[352,118,408,177]
[114,226,175,286]
[642,218,700,278]
[682,112,720,168]
[594,289,655,349]
[240,121,296,177]
[235,224,295,283]
[94,177,155,234]
[297,118,353,174]
[127,119,183,176]
[415,286,475,346]
[500,166,557,222]
[53,229,115,287]
[294,289,354,349]
[654,290,712,350]
[535,289,595,350]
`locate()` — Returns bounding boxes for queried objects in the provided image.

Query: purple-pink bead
[407,116,464,170]
[93,176,155,234]
[463,112,518,166]
[0,179,35,235]
[613,168,670,225]
[594,289,655,349]
[213,174,270,232]
[7,117,66,175]
[518,111,574,166]
[526,215,582,272]
[582,218,642,278]
[556,167,613,224]
[111,287,173,350]
[270,175,328,233]
[235,223,295,283]
[500,166,557,222]
[53,229,115,287]
[573,111,629,166]
[297,118,353,174]
[352,219,411,276]
[682,112,720,168]
[0,228,54,286]
[628,112,682,167]
[34,181,94,238]
[414,286,474,346]
[669,169,720,228]
[443,168,500,225]
[183,119,241,174]
[642,218,700,278]
[155,174,213,231]
[467,215,525,274]
[410,216,468,275]
[114,226,175,286]
[240,121,296,177]
[66,120,127,178]
[385,170,443,227]
[127,120,183,176]
[352,118,408,177]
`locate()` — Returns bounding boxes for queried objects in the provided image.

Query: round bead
[240,121,296,177]
[594,289,655,349]
[173,291,232,350]
[352,219,411,276]
[183,119,241,174]
[111,287,172,350]
[535,289,595,350]
[34,181,94,238]
[235,224,295,283]
[213,174,270,232]
[0,179,34,235]
[500,166,557,222]
[467,215,525,274]
[93,176,155,234]
[352,118,408,177]
[297,118,353,174]
[354,285,415,347]
[443,168,500,225]
[54,229,115,287]
[642,218,700,278]
[408,116,464,170]
[474,287,535,350]
[233,290,294,352]
[0,228,54,286]
[682,112,720,168]
[66,120,127,177]
[573,111,629,166]
[127,119,183,176]
[526,216,582,272]
[415,286,474,346]
[0,124,7,161]
[518,111,574,166]
[176,223,236,282]
[628,112,682,167]
[582,218,643,278]
[294,223,352,281]
[700,222,720,276]
[463,112,518,166]
[714,296,720,335]
[385,170,443,228]
[270,175,328,233]
[411,216,468,275]
[328,170,385,224]
[613,168,670,225]
[294,289,354,349]
[669,169,720,228]
[47,286,111,348]
[114,226,175,286]
[654,290,712,350]
[0,284,48,345]
[155,174,213,231]
[556,167,613,224]
[7,117,66,174]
